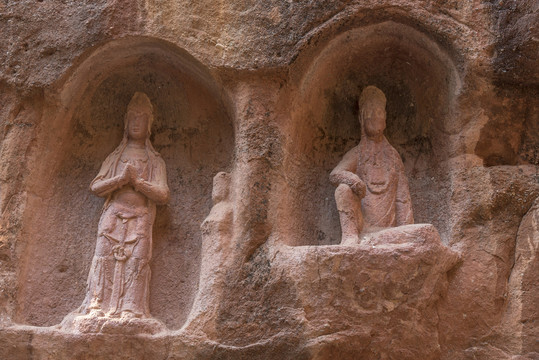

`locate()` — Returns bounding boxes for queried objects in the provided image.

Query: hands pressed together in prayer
[117,163,145,190]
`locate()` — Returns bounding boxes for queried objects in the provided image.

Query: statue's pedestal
[272,224,459,359]
[360,223,445,246]
[61,313,166,335]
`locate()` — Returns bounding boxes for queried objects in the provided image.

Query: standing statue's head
[125,92,154,140]
[359,86,387,141]
[212,171,231,204]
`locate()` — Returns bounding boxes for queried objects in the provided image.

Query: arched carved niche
[275,21,461,246]
[15,37,234,329]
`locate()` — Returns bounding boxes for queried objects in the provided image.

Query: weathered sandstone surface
[0,1,537,359]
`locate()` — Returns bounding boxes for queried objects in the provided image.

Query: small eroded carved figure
[183,172,233,332]
[80,92,169,320]
[330,86,413,245]
[201,171,233,238]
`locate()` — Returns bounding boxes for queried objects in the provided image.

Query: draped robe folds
[80,138,168,318]
[357,137,413,230]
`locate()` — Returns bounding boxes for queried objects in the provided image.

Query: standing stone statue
[66,92,169,333]
[330,86,413,245]
[184,171,234,332]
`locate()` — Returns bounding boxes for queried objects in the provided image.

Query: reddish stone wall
[0,1,537,359]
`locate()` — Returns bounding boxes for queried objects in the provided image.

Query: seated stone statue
[64,92,169,334]
[330,86,413,244]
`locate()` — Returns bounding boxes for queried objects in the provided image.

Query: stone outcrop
[0,1,537,359]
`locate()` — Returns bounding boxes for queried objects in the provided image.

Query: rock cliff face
[0,1,537,359]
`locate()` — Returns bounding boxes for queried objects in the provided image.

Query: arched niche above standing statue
[14,38,234,331]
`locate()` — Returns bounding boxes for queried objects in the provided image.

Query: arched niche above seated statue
[274,21,462,247]
[264,22,461,357]
[14,37,234,331]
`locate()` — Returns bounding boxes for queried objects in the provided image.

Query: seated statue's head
[125,92,154,141]
[359,86,387,141]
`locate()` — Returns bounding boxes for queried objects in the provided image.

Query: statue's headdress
[359,86,386,109]
[125,92,154,135]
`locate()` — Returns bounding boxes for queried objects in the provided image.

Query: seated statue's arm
[396,162,414,225]
[132,159,170,205]
[330,146,365,197]
[329,146,359,186]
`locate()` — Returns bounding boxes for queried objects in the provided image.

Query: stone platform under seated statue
[271,223,459,359]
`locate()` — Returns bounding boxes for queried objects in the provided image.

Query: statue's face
[127,110,150,140]
[361,101,386,139]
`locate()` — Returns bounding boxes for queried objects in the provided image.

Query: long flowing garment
[80,140,167,318]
